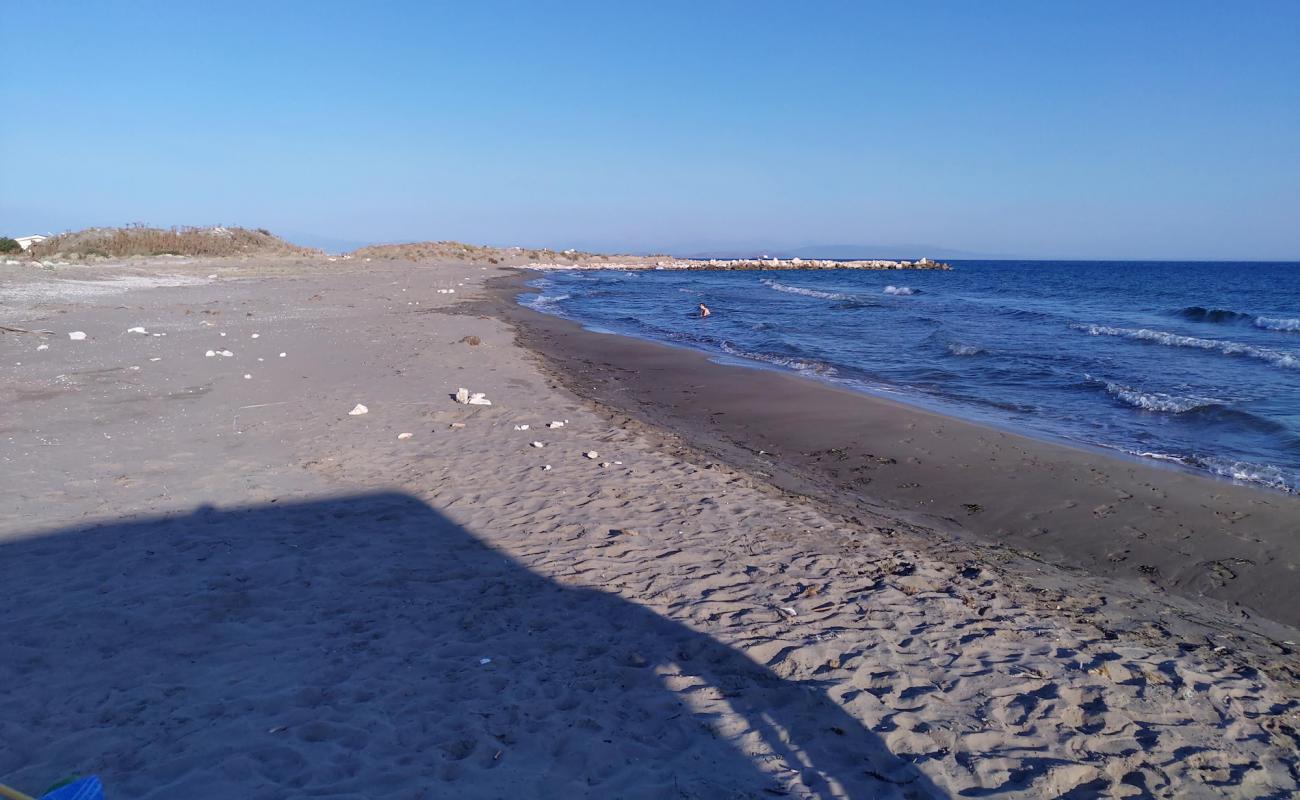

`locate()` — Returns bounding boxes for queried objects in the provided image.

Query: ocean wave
[1173,306,1253,324]
[1123,451,1296,493]
[883,285,918,296]
[523,292,570,314]
[1255,316,1300,332]
[759,278,849,300]
[1101,381,1218,413]
[1074,324,1300,369]
[719,341,838,376]
[1198,458,1295,492]
[947,343,984,356]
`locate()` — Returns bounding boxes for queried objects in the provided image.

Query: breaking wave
[523,292,571,314]
[883,285,918,296]
[1123,451,1294,493]
[1074,324,1300,369]
[1173,306,1253,324]
[1255,316,1300,332]
[1100,381,1218,414]
[1173,306,1300,333]
[720,341,839,376]
[759,278,849,300]
[947,343,984,356]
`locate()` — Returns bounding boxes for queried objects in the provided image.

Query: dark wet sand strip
[493,272,1300,632]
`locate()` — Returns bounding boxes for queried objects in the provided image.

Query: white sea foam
[947,343,983,356]
[1122,450,1295,493]
[1102,382,1216,413]
[720,341,838,376]
[883,285,916,296]
[1255,316,1300,332]
[1198,457,1294,493]
[1075,324,1300,369]
[523,292,571,314]
[759,278,848,300]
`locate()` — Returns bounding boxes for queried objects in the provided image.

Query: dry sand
[1,258,1297,798]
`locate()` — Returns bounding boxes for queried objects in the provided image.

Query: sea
[522,261,1300,493]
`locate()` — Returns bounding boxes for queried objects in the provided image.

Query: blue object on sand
[41,777,103,800]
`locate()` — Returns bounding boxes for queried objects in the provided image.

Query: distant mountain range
[680,244,1004,260]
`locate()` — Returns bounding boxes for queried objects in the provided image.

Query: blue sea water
[522,261,1300,493]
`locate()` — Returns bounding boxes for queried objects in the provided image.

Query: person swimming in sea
[698,303,711,318]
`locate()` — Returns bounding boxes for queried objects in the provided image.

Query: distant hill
[684,244,1000,260]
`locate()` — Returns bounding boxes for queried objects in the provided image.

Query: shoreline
[4,256,1298,796]
[491,270,1300,636]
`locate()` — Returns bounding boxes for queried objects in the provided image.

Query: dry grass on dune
[351,240,608,265]
[29,225,320,259]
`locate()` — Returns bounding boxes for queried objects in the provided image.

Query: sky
[1,1,1298,259]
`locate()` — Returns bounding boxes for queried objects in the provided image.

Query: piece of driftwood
[0,325,54,335]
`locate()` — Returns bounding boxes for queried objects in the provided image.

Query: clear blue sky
[2,1,1297,259]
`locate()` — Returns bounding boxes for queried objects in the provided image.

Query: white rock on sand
[348,404,369,415]
[68,331,86,340]
[397,432,413,440]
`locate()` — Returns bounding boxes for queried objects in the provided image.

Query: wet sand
[495,272,1300,634]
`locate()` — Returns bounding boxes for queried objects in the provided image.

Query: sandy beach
[2,257,1298,798]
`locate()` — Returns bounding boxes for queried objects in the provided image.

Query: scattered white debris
[542,465,552,470]
[279,352,287,358]
[126,326,148,334]
[601,462,611,468]
[218,350,233,357]
[614,461,622,465]
[37,344,48,351]
[397,432,414,440]
[219,332,227,337]
[257,357,264,362]
[207,274,217,279]
[68,331,86,341]
[585,451,598,459]
[547,421,565,428]
[205,350,216,357]
[531,441,545,448]
[478,657,491,665]
[243,374,252,380]
[348,404,369,415]
[129,365,139,371]
[780,606,798,617]
[251,333,260,339]
[149,357,161,362]
[455,387,491,405]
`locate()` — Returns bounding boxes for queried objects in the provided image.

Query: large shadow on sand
[1,493,940,799]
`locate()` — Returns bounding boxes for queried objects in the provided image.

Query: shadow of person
[1,493,942,799]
